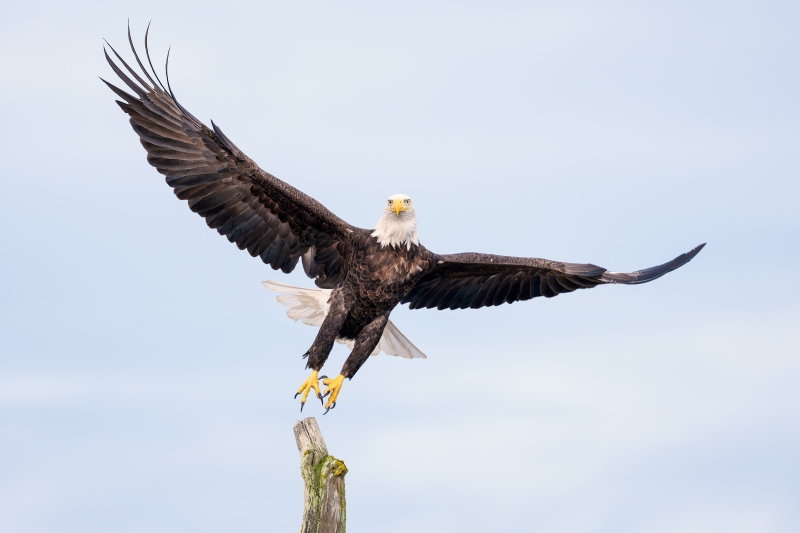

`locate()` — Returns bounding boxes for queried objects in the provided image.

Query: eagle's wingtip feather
[601,242,706,285]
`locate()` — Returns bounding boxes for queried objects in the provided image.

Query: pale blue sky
[1,1,798,532]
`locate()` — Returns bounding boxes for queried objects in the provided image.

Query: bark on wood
[294,417,347,533]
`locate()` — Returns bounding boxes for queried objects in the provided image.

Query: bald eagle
[103,28,704,413]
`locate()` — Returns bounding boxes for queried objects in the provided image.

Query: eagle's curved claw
[295,370,322,409]
[321,375,345,411]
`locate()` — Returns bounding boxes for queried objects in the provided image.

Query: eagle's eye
[387,200,392,205]
[404,199,410,204]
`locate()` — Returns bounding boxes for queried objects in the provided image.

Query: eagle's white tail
[262,281,427,359]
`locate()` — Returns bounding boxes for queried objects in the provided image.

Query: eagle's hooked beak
[393,198,404,216]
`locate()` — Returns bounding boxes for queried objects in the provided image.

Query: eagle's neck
[371,211,419,250]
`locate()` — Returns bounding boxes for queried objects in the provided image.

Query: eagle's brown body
[317,233,434,377]
[339,233,434,340]
[104,27,704,411]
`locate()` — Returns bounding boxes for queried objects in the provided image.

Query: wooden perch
[294,417,348,533]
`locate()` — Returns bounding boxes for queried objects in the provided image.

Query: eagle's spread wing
[103,28,352,287]
[401,244,705,310]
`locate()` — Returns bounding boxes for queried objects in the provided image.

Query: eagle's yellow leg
[321,374,345,414]
[294,370,322,411]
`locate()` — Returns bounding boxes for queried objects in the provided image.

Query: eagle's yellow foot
[320,374,345,414]
[294,370,323,412]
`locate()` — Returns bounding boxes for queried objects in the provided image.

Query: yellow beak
[393,198,404,216]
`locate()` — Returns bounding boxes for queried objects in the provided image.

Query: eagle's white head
[371,193,419,250]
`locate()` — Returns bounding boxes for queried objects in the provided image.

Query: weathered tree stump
[293,417,348,533]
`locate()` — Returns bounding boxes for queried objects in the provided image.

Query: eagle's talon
[294,392,300,399]
[322,374,345,410]
[295,370,322,408]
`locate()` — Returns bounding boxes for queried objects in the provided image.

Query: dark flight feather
[104,28,356,287]
[402,244,706,310]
